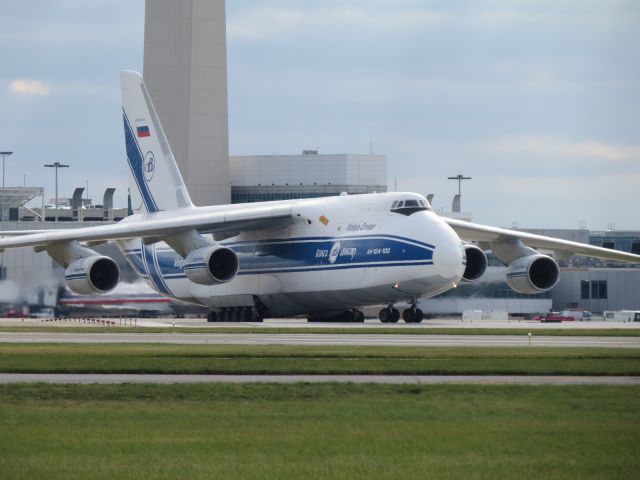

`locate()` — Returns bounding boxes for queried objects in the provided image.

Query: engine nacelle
[506,254,560,294]
[462,245,488,282]
[65,256,120,295]
[183,245,239,285]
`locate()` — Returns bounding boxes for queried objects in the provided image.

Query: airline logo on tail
[123,110,159,213]
[143,152,156,182]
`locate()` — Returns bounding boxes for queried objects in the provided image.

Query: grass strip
[0,383,638,480]
[1,325,639,336]
[1,343,639,375]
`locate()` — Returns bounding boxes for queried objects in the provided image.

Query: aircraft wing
[0,204,293,251]
[0,230,56,236]
[444,217,640,264]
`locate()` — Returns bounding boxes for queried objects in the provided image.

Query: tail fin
[120,70,192,213]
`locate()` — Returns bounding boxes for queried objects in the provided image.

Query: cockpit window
[390,198,430,216]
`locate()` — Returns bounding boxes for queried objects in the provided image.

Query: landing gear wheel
[391,308,400,323]
[403,305,424,323]
[379,308,392,323]
[353,310,365,323]
[402,309,415,323]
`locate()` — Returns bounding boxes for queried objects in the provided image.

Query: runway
[0,331,638,348]
[1,373,638,385]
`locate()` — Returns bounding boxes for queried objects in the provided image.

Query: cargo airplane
[1,71,639,323]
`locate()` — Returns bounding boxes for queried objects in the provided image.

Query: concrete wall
[144,0,230,206]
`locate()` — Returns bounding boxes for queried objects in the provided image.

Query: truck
[559,310,592,321]
[603,311,640,322]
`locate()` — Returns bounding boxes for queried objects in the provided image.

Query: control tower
[143,0,230,206]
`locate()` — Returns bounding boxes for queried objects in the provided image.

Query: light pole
[44,162,70,222]
[447,174,472,196]
[1,151,13,222]
[447,174,472,212]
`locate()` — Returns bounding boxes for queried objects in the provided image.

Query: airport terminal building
[230,152,387,203]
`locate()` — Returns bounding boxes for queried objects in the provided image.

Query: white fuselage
[116,192,466,317]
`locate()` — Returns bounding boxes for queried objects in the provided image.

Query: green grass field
[1,383,638,480]
[1,344,640,375]
[1,325,639,335]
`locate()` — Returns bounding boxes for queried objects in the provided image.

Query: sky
[1,0,639,229]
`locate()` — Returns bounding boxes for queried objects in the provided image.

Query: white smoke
[107,281,156,296]
[62,280,157,298]
[0,281,20,303]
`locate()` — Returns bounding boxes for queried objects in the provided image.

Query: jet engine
[505,254,560,294]
[183,245,239,285]
[65,256,120,295]
[462,244,488,282]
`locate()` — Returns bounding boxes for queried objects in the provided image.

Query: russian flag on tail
[136,119,151,138]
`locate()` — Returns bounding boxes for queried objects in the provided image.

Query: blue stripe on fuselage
[125,235,437,283]
[140,244,172,296]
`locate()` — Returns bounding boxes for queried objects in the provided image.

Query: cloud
[7,79,115,99]
[8,79,50,96]
[227,5,445,40]
[480,135,640,162]
[227,8,305,39]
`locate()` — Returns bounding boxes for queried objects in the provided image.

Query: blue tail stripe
[123,109,158,213]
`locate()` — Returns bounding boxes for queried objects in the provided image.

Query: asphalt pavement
[0,331,638,348]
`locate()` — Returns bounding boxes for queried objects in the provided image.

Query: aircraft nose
[433,220,465,285]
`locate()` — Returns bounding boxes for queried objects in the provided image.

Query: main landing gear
[402,305,424,323]
[379,305,423,323]
[378,306,400,323]
[207,307,263,323]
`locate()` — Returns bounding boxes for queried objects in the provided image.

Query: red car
[532,313,574,322]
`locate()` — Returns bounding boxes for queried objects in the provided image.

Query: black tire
[415,308,424,323]
[403,309,415,323]
[379,308,392,323]
[391,308,400,322]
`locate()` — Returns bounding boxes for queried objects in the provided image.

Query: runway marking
[0,332,638,348]
[0,373,638,385]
